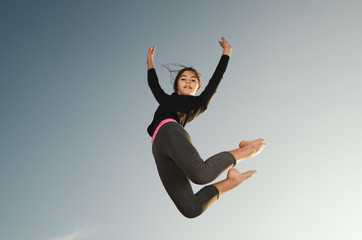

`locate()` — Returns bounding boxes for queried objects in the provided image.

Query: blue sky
[1,0,362,239]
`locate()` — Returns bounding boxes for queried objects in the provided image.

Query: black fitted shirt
[147,55,230,137]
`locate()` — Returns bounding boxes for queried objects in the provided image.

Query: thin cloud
[47,225,98,240]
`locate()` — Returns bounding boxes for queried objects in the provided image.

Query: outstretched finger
[148,45,156,56]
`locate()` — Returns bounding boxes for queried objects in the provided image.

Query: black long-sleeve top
[147,55,230,137]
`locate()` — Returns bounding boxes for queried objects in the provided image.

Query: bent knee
[176,202,203,218]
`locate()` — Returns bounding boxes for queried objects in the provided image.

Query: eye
[192,80,196,82]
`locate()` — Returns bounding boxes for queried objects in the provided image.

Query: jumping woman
[147,37,265,218]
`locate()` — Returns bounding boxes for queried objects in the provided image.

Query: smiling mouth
[184,86,192,89]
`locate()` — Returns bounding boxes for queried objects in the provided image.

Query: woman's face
[177,70,201,96]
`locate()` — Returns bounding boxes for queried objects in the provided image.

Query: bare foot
[239,138,265,157]
[213,168,257,197]
[227,168,257,187]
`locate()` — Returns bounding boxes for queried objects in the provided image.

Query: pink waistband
[152,118,177,145]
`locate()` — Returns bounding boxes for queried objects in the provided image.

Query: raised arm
[147,45,167,103]
[199,37,232,107]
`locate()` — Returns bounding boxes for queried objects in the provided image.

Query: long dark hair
[161,64,202,94]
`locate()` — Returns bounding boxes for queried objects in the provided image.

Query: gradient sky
[1,0,362,239]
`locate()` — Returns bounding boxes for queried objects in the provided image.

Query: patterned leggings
[152,121,236,218]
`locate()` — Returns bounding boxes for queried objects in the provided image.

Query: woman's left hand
[218,37,232,56]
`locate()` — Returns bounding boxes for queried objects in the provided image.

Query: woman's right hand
[218,37,232,56]
[147,45,156,69]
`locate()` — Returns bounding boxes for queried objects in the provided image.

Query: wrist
[147,58,154,69]
[147,63,154,69]
[222,48,232,56]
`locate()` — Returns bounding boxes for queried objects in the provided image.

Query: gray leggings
[152,122,236,218]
